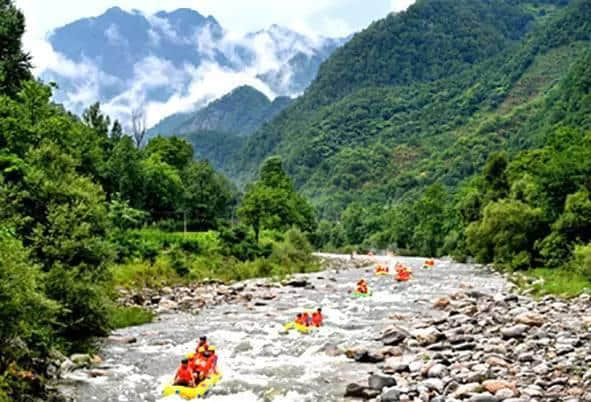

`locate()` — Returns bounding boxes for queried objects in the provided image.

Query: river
[62,255,507,401]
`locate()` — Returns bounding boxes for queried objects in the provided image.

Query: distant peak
[104,6,126,16]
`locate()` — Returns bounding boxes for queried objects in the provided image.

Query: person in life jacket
[356,279,368,294]
[294,313,305,325]
[311,308,323,327]
[205,346,218,375]
[174,358,196,387]
[396,267,412,281]
[302,312,311,326]
[195,336,208,356]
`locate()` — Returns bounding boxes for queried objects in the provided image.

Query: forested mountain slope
[232,0,589,219]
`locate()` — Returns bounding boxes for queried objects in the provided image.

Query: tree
[181,161,233,230]
[144,136,194,171]
[0,0,32,97]
[238,157,316,242]
[131,106,147,148]
[82,102,110,139]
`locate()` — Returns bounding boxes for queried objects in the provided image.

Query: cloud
[391,0,416,13]
[22,1,398,128]
[104,24,128,46]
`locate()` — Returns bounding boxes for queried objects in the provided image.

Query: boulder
[368,373,396,391]
[412,327,443,346]
[381,326,410,346]
[354,349,385,363]
[380,388,401,402]
[285,279,308,288]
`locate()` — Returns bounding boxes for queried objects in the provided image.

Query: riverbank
[344,285,591,401]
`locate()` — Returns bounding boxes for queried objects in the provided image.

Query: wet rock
[381,326,410,346]
[161,286,173,295]
[284,278,308,288]
[344,383,380,399]
[88,369,108,378]
[368,373,396,391]
[108,335,137,344]
[354,349,385,363]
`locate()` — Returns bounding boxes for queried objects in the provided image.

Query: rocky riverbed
[344,288,591,401]
[59,255,590,401]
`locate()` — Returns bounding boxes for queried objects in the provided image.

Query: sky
[17,0,416,69]
[14,0,416,128]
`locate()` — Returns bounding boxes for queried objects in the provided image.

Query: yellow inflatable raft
[163,372,222,399]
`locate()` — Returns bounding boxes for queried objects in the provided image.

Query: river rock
[412,327,443,346]
[380,388,401,402]
[514,312,544,327]
[453,383,481,398]
[468,392,496,402]
[501,324,529,338]
[433,297,450,309]
[422,378,444,393]
[284,278,308,288]
[427,363,448,378]
[368,373,396,390]
[482,379,514,393]
[344,383,380,399]
[354,349,385,363]
[159,299,178,310]
[381,326,409,346]
[108,335,137,344]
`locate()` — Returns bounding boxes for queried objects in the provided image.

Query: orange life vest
[176,365,193,382]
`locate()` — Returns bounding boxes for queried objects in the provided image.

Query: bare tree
[131,107,147,148]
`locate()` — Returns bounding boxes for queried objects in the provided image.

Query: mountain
[41,8,346,128]
[147,85,293,170]
[228,0,588,218]
[148,85,292,138]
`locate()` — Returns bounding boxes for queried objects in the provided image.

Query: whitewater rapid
[62,255,506,401]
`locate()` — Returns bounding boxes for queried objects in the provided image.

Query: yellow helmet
[208,346,216,352]
[198,346,205,353]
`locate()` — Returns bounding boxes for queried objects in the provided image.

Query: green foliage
[238,156,316,241]
[0,0,32,97]
[572,242,591,280]
[0,231,57,350]
[108,306,154,330]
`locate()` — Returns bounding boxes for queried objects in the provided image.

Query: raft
[374,271,390,276]
[283,322,314,334]
[353,290,372,298]
[163,372,222,399]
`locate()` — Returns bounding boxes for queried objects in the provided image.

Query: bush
[0,233,57,352]
[572,242,591,279]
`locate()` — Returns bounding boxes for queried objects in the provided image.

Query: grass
[525,267,591,298]
[109,306,155,329]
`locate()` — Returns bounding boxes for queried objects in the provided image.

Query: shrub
[109,306,154,329]
[572,242,591,279]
